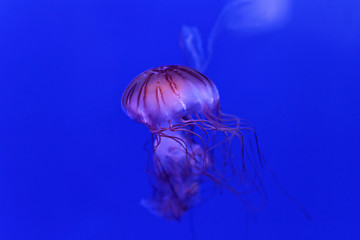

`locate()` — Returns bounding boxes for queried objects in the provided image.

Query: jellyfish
[122,65,264,220]
[180,0,291,72]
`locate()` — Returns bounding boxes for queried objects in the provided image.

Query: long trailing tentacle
[146,104,268,215]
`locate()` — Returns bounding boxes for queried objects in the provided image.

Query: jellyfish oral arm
[141,130,207,220]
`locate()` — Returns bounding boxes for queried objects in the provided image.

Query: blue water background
[1,0,359,239]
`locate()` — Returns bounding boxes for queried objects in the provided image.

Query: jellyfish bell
[122,65,219,129]
[122,65,264,220]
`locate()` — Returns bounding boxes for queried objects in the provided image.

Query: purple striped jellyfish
[122,65,263,220]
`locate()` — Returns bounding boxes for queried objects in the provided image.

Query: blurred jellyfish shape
[180,0,291,72]
[180,26,205,72]
[224,0,291,33]
[122,65,264,220]
[179,25,207,72]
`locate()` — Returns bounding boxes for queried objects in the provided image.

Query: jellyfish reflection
[122,65,263,220]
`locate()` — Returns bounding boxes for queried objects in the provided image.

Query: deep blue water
[1,0,359,239]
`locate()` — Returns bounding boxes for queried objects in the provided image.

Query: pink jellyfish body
[122,65,263,220]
